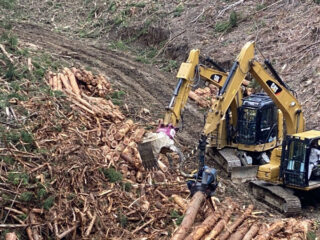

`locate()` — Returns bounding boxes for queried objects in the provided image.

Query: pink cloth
[156,125,176,139]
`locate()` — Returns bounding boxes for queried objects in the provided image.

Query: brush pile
[0,67,187,239]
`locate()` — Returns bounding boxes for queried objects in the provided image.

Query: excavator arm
[203,41,255,135]
[250,61,305,134]
[139,49,236,170]
[163,49,229,127]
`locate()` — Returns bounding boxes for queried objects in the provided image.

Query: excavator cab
[281,131,320,189]
[237,93,278,146]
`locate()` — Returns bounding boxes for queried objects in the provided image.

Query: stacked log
[169,196,313,240]
[189,80,252,108]
[189,85,217,108]
[45,67,155,183]
[46,67,112,97]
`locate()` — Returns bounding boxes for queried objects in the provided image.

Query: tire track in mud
[11,23,203,146]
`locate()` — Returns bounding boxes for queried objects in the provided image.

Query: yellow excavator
[139,42,283,177]
[139,41,320,213]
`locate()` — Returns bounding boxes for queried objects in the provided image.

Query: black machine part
[187,135,218,197]
[236,93,278,145]
[187,166,218,197]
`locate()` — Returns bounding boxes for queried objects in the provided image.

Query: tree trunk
[171,191,206,240]
[242,223,260,240]
[229,221,251,240]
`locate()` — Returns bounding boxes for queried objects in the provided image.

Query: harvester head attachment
[138,132,176,170]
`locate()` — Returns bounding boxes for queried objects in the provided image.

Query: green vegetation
[173,5,184,17]
[1,129,35,151]
[43,196,55,210]
[314,0,320,4]
[19,191,34,202]
[118,211,128,228]
[1,156,15,165]
[8,172,29,185]
[162,60,178,72]
[101,168,123,183]
[215,11,238,32]
[121,182,132,192]
[256,3,266,11]
[170,210,184,226]
[0,0,16,9]
[37,187,48,200]
[110,90,126,105]
[307,231,316,240]
[109,40,130,51]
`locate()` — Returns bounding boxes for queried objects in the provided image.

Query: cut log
[57,76,62,91]
[171,191,206,240]
[229,221,251,240]
[136,171,143,183]
[52,75,58,90]
[131,128,145,142]
[255,220,285,240]
[242,223,260,240]
[189,91,201,102]
[202,201,237,240]
[115,119,134,140]
[154,170,166,182]
[64,67,81,96]
[218,204,254,240]
[158,159,168,172]
[172,194,188,212]
[59,73,73,91]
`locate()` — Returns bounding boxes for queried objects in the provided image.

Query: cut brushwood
[255,220,285,240]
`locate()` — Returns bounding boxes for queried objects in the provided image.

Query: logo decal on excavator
[211,74,222,83]
[266,80,282,95]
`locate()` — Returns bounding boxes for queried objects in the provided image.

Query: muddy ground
[1,0,320,238]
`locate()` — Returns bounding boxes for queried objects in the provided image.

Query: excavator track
[207,148,241,174]
[249,180,301,215]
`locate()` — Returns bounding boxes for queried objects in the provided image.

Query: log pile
[46,67,112,98]
[170,196,313,240]
[1,66,185,239]
[189,84,217,108]
[188,80,254,108]
[45,67,152,183]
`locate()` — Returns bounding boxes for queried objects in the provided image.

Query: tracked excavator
[139,41,320,213]
[139,41,284,177]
